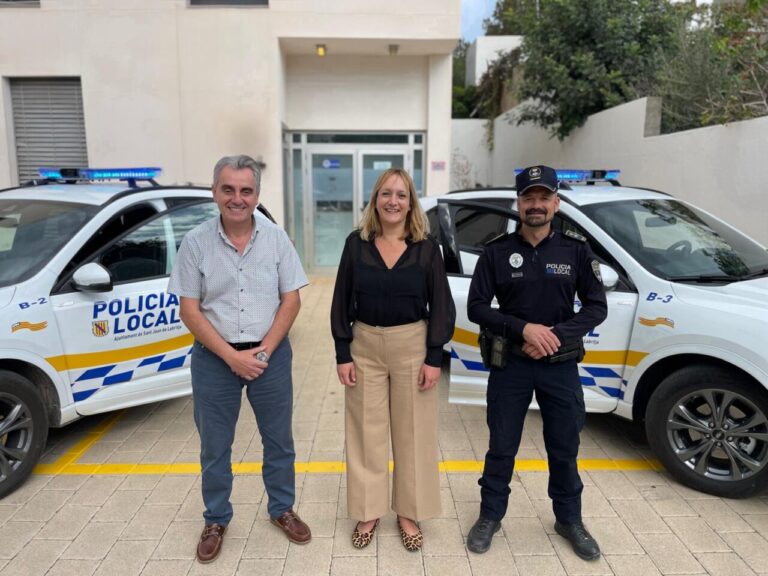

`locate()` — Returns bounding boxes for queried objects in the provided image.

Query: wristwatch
[255,351,269,362]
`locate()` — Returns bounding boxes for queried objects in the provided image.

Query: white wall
[426,54,453,196]
[465,35,522,86]
[286,56,428,130]
[0,0,460,223]
[490,98,768,244]
[450,119,491,188]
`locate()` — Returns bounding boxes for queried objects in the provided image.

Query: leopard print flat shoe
[352,519,379,549]
[398,517,423,552]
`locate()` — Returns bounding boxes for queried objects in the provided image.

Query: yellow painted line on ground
[34,458,663,476]
[45,333,194,371]
[33,410,125,475]
[32,399,662,477]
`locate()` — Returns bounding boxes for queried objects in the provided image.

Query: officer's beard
[522,210,552,227]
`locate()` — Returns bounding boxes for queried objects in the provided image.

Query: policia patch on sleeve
[591,259,602,281]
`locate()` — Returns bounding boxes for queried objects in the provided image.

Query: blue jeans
[479,356,585,524]
[191,338,295,525]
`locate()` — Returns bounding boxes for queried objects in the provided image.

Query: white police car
[422,170,768,498]
[0,167,274,497]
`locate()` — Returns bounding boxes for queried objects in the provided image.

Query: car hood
[672,276,768,318]
[0,286,15,311]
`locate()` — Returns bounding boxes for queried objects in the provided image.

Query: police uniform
[467,205,608,526]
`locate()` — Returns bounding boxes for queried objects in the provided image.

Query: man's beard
[522,211,551,227]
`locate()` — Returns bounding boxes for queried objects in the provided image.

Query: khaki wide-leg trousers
[346,320,441,522]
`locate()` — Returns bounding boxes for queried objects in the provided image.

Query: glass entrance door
[310,152,354,267]
[306,148,409,269]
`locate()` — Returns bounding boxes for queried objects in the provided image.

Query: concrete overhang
[279,37,457,57]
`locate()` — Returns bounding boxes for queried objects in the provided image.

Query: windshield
[0,199,97,288]
[581,199,768,282]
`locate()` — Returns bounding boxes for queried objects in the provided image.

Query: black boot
[554,521,601,560]
[467,516,501,554]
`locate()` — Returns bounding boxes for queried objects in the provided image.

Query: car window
[439,201,516,276]
[426,207,439,238]
[96,201,219,284]
[552,214,635,292]
[582,199,768,280]
[0,199,97,288]
[57,203,159,287]
[168,201,219,250]
[164,196,210,209]
[455,200,514,250]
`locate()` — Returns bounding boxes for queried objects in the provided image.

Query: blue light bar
[84,167,162,180]
[513,169,620,182]
[38,167,162,181]
[38,168,64,179]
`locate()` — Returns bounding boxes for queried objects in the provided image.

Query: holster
[478,326,509,369]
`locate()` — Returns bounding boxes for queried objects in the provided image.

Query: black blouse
[330,232,456,367]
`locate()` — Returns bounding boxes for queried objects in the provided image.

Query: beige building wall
[285,56,429,130]
[0,0,460,225]
[490,97,768,245]
[450,119,491,188]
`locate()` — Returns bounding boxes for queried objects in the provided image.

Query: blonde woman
[330,168,455,551]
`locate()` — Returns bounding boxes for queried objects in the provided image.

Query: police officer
[465,165,608,561]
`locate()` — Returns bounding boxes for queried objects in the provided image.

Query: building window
[0,1,40,7]
[10,78,89,183]
[189,0,268,5]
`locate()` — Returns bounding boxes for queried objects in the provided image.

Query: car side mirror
[72,262,113,292]
[599,263,619,291]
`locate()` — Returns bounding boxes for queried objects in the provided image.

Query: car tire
[646,365,768,498]
[0,371,48,499]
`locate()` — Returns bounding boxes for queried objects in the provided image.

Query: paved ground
[3,276,768,576]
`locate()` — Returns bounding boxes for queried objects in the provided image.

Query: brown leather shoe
[270,509,312,544]
[196,523,226,563]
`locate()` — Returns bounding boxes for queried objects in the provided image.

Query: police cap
[516,165,558,196]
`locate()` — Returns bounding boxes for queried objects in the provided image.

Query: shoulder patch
[564,229,587,243]
[591,259,602,281]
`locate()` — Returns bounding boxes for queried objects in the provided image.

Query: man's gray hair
[212,155,262,190]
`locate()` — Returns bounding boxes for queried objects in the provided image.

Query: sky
[460,0,496,42]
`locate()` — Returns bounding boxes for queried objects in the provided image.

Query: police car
[0,167,275,497]
[422,170,768,498]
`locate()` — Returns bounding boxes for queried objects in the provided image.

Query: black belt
[228,341,262,351]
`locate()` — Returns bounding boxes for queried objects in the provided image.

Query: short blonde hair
[358,168,429,242]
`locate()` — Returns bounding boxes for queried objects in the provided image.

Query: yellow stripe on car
[451,327,648,366]
[45,333,194,371]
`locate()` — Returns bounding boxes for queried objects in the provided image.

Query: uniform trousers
[346,320,441,522]
[191,338,295,525]
[479,355,585,524]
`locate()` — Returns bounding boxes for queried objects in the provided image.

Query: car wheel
[0,371,48,499]
[646,365,768,498]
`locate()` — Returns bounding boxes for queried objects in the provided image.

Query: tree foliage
[515,0,678,139]
[477,0,768,136]
[658,0,768,132]
[483,0,536,35]
[453,39,469,88]
[452,40,481,118]
[452,38,506,120]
